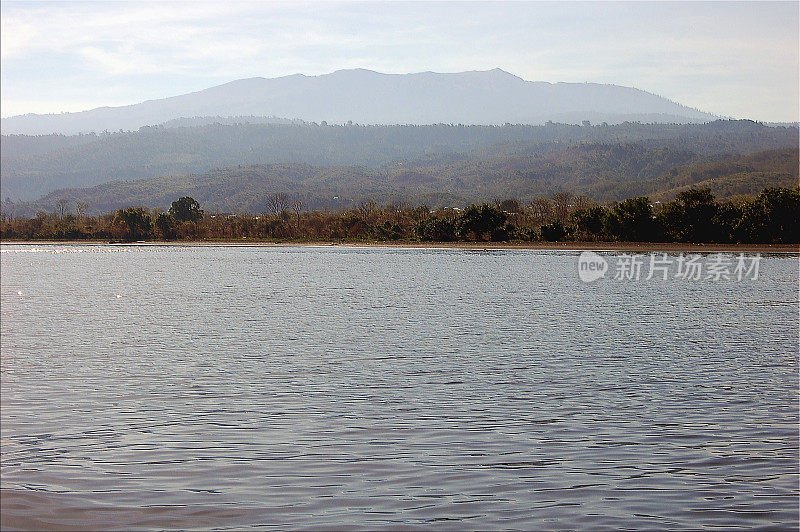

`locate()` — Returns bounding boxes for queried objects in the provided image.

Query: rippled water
[1,244,798,530]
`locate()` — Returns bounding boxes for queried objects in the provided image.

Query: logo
[578,251,608,283]
[576,252,760,283]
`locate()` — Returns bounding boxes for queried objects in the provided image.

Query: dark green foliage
[416,217,457,241]
[511,225,540,242]
[740,187,800,244]
[155,213,177,240]
[169,196,203,222]
[113,207,152,241]
[604,197,659,242]
[540,220,568,241]
[490,225,510,242]
[336,212,370,240]
[712,201,748,243]
[658,188,718,242]
[498,198,522,213]
[572,206,605,236]
[458,204,508,241]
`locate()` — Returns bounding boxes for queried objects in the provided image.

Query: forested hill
[7,146,796,218]
[2,120,796,201]
[1,68,715,135]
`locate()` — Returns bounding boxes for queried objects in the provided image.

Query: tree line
[2,187,797,244]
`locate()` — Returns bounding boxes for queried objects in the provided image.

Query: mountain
[0,69,716,135]
[6,145,796,218]
[0,122,521,200]
[1,120,795,202]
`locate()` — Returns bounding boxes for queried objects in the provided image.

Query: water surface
[1,245,798,530]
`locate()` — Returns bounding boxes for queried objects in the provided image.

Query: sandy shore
[2,240,798,253]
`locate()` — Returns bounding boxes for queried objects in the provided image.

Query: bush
[604,197,660,242]
[457,204,507,241]
[540,220,568,241]
[112,207,152,241]
[415,217,457,241]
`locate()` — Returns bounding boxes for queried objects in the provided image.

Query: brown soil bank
[2,240,797,253]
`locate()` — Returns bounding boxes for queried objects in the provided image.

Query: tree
[169,197,203,223]
[113,207,152,241]
[604,197,659,242]
[56,198,70,218]
[759,186,800,243]
[658,188,717,242]
[291,199,304,233]
[415,217,457,241]
[572,206,605,236]
[267,193,290,215]
[540,220,568,241]
[496,198,522,213]
[572,195,594,211]
[529,197,553,224]
[458,204,508,241]
[740,187,800,243]
[291,199,304,218]
[712,201,747,243]
[552,191,574,223]
[155,213,177,240]
[358,200,377,217]
[374,220,403,240]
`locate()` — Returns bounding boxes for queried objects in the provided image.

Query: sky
[1,1,798,122]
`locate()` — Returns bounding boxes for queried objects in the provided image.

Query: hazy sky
[1,1,798,122]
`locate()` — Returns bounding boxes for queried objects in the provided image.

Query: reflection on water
[1,245,798,530]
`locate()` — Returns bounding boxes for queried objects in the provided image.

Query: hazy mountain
[2,120,795,201]
[6,145,796,218]
[1,69,716,135]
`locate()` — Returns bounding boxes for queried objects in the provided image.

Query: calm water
[1,244,798,530]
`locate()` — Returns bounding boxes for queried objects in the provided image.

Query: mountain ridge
[1,68,716,135]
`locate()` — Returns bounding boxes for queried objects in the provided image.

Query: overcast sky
[1,1,797,122]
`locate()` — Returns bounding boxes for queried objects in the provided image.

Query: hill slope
[8,146,795,217]
[1,68,716,135]
[2,120,794,201]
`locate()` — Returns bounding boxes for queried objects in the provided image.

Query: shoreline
[1,240,797,253]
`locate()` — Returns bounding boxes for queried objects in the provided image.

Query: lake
[1,244,797,530]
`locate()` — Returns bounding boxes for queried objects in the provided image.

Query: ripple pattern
[1,245,798,530]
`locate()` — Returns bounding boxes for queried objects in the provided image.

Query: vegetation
[2,121,795,243]
[3,144,796,219]
[3,187,797,244]
[2,120,796,202]
[112,207,152,242]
